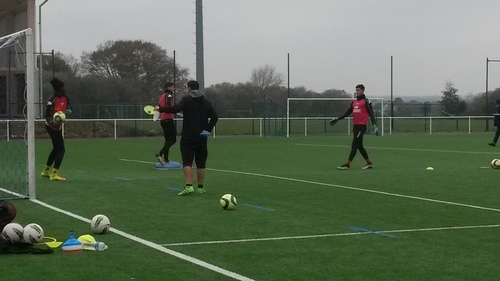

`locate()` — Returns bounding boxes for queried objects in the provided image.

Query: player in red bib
[155,82,177,164]
[41,78,72,180]
[330,84,378,170]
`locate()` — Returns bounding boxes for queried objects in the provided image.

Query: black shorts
[160,119,177,141]
[180,136,208,168]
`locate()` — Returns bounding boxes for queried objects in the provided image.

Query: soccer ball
[53,111,66,124]
[91,214,111,234]
[1,222,24,243]
[220,194,237,210]
[491,159,500,169]
[22,223,44,244]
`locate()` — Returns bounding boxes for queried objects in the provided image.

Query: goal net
[286,97,384,137]
[0,28,35,199]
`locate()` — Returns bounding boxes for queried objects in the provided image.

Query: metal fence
[0,116,496,141]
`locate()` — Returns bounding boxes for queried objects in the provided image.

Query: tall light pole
[38,0,49,117]
[195,0,204,91]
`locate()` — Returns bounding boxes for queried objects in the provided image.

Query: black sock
[198,185,203,189]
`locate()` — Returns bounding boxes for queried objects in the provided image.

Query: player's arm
[158,96,186,113]
[330,103,353,125]
[65,96,73,115]
[206,102,218,132]
[365,99,379,136]
[44,96,55,123]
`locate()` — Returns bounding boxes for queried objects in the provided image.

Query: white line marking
[0,188,254,281]
[119,158,156,165]
[294,143,497,155]
[207,168,500,213]
[119,158,500,213]
[162,224,500,246]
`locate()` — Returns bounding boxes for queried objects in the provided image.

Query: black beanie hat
[50,78,65,92]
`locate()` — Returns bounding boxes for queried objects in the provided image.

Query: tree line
[43,39,500,119]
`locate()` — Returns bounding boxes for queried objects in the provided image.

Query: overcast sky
[39,0,500,98]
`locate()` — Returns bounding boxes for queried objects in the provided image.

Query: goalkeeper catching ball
[331,84,378,170]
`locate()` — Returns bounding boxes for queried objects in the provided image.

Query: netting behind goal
[0,29,35,199]
[286,97,384,137]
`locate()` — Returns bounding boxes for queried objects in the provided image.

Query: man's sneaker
[488,143,496,147]
[50,174,66,181]
[178,186,194,196]
[197,188,206,194]
[337,164,350,170]
[41,171,51,178]
[362,163,374,170]
[155,153,164,164]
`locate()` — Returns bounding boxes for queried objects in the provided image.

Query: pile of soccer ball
[1,214,110,244]
[1,222,44,244]
[491,159,500,169]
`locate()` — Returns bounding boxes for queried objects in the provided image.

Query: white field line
[294,143,496,155]
[0,188,254,281]
[207,168,500,213]
[162,224,500,246]
[119,158,500,213]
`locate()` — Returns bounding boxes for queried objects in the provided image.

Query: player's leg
[178,139,195,195]
[163,120,177,162]
[42,126,57,177]
[357,126,374,169]
[490,126,500,146]
[194,138,208,193]
[156,120,169,164]
[50,131,66,181]
[337,125,362,170]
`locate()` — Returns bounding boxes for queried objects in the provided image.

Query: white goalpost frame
[26,28,36,199]
[0,28,35,198]
[286,97,384,138]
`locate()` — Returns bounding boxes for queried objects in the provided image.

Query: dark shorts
[160,119,177,141]
[180,136,208,168]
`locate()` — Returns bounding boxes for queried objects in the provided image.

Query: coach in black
[157,81,218,195]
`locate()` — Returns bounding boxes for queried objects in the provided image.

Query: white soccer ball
[1,222,24,243]
[91,214,111,234]
[220,194,237,210]
[53,111,66,124]
[491,159,500,169]
[22,223,44,244]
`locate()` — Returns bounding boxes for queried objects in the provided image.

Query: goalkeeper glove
[65,108,72,115]
[373,125,379,136]
[329,117,338,126]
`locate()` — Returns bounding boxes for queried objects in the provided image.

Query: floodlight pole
[195,0,204,91]
[390,55,394,131]
[38,0,50,118]
[486,58,500,131]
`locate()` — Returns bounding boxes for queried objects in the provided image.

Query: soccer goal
[0,28,36,199]
[286,97,385,137]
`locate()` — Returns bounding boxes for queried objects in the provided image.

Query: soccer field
[2,134,500,280]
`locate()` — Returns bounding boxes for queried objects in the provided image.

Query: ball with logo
[220,194,237,210]
[491,159,500,169]
[22,223,44,244]
[53,111,66,125]
[1,222,24,243]
[91,214,111,234]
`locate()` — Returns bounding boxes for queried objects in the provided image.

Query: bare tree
[250,64,284,91]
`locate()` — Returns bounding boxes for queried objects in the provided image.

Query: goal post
[0,28,36,199]
[286,97,384,137]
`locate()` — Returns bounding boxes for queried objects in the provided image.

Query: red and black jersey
[45,94,71,131]
[338,94,376,126]
[159,90,175,121]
